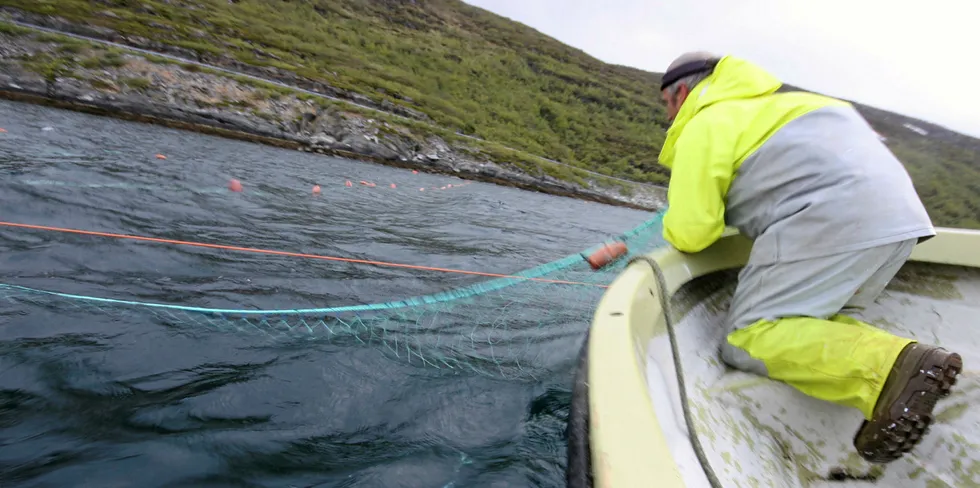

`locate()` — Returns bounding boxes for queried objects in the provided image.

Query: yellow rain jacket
[657,56,934,262]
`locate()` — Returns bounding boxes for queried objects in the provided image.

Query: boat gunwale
[584,226,980,488]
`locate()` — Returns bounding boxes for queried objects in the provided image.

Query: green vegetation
[1,19,611,193]
[2,0,671,184]
[89,78,117,91]
[888,137,980,229]
[0,21,30,35]
[120,76,151,90]
[1,1,978,227]
[22,51,76,82]
[80,50,127,69]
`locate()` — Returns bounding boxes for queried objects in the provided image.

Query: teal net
[0,211,667,380]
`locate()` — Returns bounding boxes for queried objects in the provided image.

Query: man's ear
[676,83,691,103]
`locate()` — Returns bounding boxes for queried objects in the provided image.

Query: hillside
[0,0,978,227]
[0,0,671,183]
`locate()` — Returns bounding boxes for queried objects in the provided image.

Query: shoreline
[0,20,667,212]
[0,88,659,212]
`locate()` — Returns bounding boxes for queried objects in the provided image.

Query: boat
[566,227,980,487]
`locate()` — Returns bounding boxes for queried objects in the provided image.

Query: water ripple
[0,98,650,486]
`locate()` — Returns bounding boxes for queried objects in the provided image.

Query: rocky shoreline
[0,26,667,211]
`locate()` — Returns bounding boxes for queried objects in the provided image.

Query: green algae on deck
[949,433,980,486]
[888,262,966,300]
[936,401,970,423]
[691,395,718,444]
[739,405,799,483]
[722,451,733,471]
[711,376,772,394]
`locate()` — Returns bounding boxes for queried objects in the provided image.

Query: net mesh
[0,211,668,379]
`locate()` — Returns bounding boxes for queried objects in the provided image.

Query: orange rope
[0,221,607,288]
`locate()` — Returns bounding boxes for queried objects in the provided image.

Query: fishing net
[0,212,667,379]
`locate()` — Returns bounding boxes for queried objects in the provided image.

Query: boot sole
[854,350,962,464]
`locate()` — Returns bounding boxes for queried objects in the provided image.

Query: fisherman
[656,51,962,463]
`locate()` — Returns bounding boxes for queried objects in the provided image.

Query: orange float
[585,242,628,270]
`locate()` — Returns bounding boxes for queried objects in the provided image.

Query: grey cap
[661,51,722,91]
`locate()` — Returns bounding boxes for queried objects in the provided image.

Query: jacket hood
[658,55,783,169]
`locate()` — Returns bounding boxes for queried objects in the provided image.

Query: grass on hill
[3,22,621,193]
[5,0,672,185]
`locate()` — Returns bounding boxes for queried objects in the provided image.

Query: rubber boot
[853,343,963,463]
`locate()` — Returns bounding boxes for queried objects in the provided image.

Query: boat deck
[646,261,980,487]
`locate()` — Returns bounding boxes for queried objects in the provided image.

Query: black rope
[630,256,724,488]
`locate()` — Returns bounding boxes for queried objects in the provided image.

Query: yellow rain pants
[721,238,918,419]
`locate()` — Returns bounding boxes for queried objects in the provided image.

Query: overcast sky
[464,0,980,138]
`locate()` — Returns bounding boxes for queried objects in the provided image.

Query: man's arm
[662,115,734,253]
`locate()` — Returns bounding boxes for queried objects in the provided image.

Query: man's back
[724,97,935,265]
